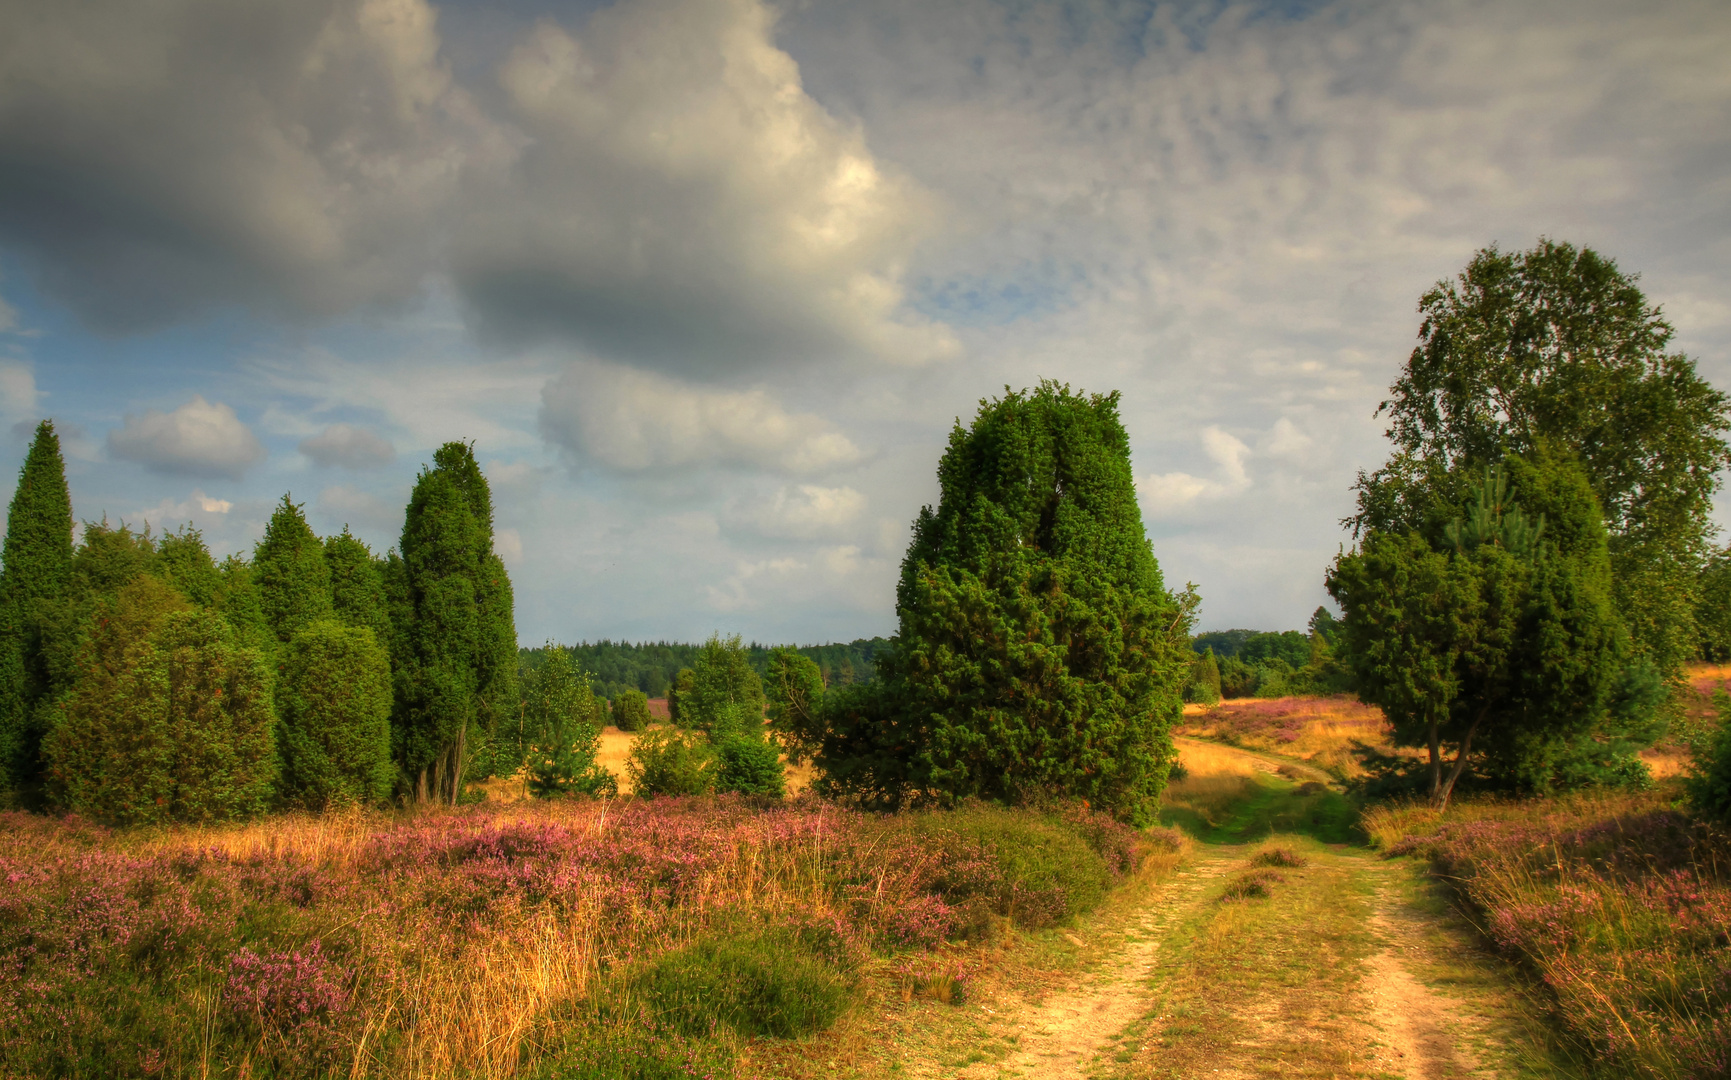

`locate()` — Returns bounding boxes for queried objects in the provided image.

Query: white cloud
[300,423,396,469]
[541,362,863,474]
[315,484,400,539]
[1139,426,1252,511]
[126,489,234,532]
[0,360,39,431]
[453,0,959,373]
[726,483,866,539]
[107,396,266,480]
[494,527,524,567]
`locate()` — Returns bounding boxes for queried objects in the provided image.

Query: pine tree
[394,444,518,804]
[0,421,74,796]
[254,496,332,650]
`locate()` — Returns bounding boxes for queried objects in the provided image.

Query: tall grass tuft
[1369,787,1731,1079]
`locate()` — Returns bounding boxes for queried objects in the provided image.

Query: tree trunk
[1426,716,1443,804]
[1435,707,1486,812]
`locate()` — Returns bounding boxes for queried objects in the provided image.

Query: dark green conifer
[325,527,392,646]
[822,382,1194,824]
[394,444,518,804]
[253,496,332,649]
[277,621,393,809]
[0,421,74,796]
[156,526,223,607]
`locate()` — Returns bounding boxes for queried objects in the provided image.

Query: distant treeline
[521,637,892,700]
[1187,610,1351,700]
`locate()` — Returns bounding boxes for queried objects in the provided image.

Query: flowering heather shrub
[1375,789,1731,1079]
[0,795,1149,1078]
[224,939,351,1065]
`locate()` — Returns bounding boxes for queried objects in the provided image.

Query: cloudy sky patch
[2,0,1727,644]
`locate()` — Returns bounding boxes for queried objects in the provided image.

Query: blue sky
[2,0,1728,646]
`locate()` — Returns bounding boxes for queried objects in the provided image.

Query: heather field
[0,796,1168,1079]
[1366,787,1731,1079]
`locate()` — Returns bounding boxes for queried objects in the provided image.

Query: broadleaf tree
[1354,239,1731,679]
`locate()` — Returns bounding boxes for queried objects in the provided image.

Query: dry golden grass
[1179,695,1406,778]
[473,725,814,800]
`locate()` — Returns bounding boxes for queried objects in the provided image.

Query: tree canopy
[1330,451,1625,807]
[820,382,1192,824]
[1354,239,1731,677]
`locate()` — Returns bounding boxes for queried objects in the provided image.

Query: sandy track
[962,852,1238,1079]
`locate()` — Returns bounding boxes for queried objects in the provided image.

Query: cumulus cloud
[300,423,396,468]
[0,0,493,330]
[541,362,863,473]
[725,483,866,539]
[107,396,266,479]
[453,0,958,373]
[129,489,234,529]
[1139,427,1252,512]
[0,360,39,432]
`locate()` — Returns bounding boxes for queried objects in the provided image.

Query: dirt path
[954,848,1240,1079]
[880,741,1543,1080]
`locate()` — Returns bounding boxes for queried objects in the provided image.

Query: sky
[1,0,1728,647]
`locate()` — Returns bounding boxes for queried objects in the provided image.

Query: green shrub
[45,586,276,824]
[533,1023,736,1080]
[1184,648,1221,705]
[611,689,651,733]
[902,805,1114,929]
[277,621,393,809]
[1688,688,1731,825]
[627,727,715,796]
[714,733,784,797]
[626,925,852,1038]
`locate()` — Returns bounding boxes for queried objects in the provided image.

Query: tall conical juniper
[821,383,1194,824]
[0,421,74,796]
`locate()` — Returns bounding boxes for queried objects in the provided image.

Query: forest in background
[525,637,891,701]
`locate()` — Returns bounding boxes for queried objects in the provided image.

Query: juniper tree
[254,496,332,650]
[1329,452,1624,808]
[44,579,276,824]
[276,621,393,809]
[394,443,518,803]
[0,421,74,795]
[325,527,391,646]
[821,382,1194,824]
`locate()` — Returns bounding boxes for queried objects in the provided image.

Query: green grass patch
[624,923,855,1039]
[1160,771,1359,845]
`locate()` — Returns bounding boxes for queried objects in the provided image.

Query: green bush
[714,733,784,797]
[611,689,651,733]
[277,621,393,809]
[45,583,276,824]
[901,805,1114,929]
[1688,688,1731,825]
[626,925,852,1038]
[682,635,764,733]
[627,727,715,796]
[1184,648,1221,705]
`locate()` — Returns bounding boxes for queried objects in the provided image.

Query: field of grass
[1160,739,1358,844]
[0,796,1166,1078]
[1365,785,1731,1079]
